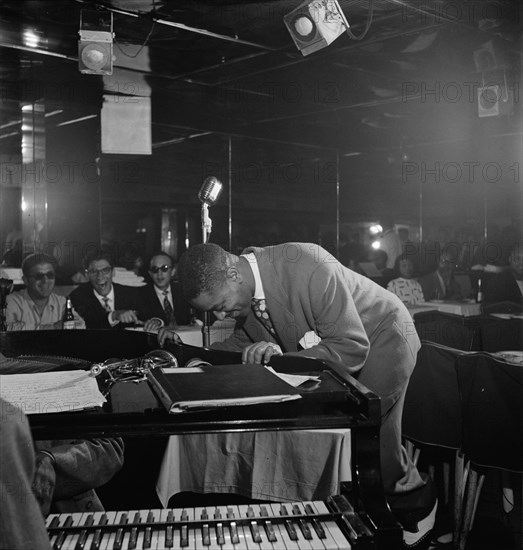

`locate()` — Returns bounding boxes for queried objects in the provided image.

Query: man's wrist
[37,449,56,465]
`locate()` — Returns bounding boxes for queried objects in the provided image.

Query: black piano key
[263,520,277,543]
[128,512,141,550]
[201,523,211,546]
[165,510,174,548]
[112,512,128,550]
[284,519,299,541]
[214,508,222,520]
[292,503,313,540]
[75,514,95,550]
[200,509,209,520]
[143,511,154,549]
[229,521,240,544]
[304,503,326,539]
[54,515,73,550]
[249,520,262,543]
[89,513,108,550]
[226,507,235,519]
[279,504,299,541]
[216,523,225,546]
[178,521,189,548]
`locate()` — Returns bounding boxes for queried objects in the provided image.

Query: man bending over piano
[158,242,437,550]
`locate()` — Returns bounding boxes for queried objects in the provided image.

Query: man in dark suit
[69,250,141,329]
[483,242,523,305]
[138,252,192,332]
[418,251,463,301]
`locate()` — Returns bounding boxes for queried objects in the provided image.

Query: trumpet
[89,349,178,379]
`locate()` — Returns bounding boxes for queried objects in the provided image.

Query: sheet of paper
[265,366,320,388]
[0,370,106,415]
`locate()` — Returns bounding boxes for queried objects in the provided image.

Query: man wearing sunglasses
[137,252,192,332]
[69,250,141,329]
[5,253,85,330]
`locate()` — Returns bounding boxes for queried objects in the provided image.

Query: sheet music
[0,370,106,414]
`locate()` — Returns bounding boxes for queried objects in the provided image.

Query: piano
[0,329,403,549]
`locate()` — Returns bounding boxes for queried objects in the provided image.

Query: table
[409,300,482,318]
[156,429,352,507]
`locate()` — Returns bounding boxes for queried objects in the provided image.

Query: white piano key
[152,508,168,550]
[212,506,235,550]
[179,507,196,550]
[136,510,152,550]
[46,513,62,548]
[257,504,285,550]
[280,503,314,550]
[267,504,300,550]
[75,511,107,550]
[118,510,141,550]
[96,511,118,550]
[236,504,274,550]
[307,501,351,550]
[57,512,84,550]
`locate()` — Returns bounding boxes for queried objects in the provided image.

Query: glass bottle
[63,298,75,329]
[475,278,483,304]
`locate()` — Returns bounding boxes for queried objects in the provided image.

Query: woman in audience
[387,254,425,305]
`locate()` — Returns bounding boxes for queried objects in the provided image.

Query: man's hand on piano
[112,310,140,325]
[143,317,164,333]
[33,451,56,517]
[157,327,183,347]
[242,341,283,365]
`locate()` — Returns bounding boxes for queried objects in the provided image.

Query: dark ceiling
[0,0,521,231]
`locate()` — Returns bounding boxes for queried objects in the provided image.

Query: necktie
[251,298,277,336]
[163,291,175,325]
[102,297,112,312]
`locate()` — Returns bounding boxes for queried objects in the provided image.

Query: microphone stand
[201,203,212,347]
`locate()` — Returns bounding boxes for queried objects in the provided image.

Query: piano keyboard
[46,498,372,550]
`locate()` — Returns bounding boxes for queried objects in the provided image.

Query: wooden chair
[454,352,523,550]
[402,341,467,545]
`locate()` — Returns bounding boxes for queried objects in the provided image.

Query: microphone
[198,176,223,206]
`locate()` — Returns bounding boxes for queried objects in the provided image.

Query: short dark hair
[82,249,114,271]
[394,253,413,271]
[178,243,230,300]
[149,251,175,267]
[21,253,58,276]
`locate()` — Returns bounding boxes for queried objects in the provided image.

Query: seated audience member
[69,250,141,329]
[367,249,396,287]
[138,252,192,332]
[0,398,52,550]
[387,254,425,305]
[5,253,85,331]
[418,251,462,301]
[483,243,523,305]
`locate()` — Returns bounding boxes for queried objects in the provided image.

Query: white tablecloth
[156,429,352,507]
[409,300,482,318]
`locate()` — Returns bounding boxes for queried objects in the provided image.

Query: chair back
[402,342,464,449]
[455,352,523,472]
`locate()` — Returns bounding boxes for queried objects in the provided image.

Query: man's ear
[226,265,241,282]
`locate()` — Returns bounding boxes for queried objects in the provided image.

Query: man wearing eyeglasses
[5,253,85,330]
[69,250,141,329]
[418,250,463,301]
[137,252,192,332]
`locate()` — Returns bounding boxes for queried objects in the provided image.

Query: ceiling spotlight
[283,0,349,56]
[78,10,114,75]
